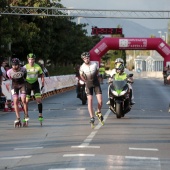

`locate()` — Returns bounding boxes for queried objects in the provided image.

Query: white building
[134,51,164,72]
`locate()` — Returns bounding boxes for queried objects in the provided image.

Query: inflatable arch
[89,37,170,66]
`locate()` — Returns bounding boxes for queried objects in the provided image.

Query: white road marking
[14,147,43,150]
[71,110,111,148]
[129,147,159,151]
[94,109,110,130]
[71,146,100,148]
[0,155,32,160]
[48,168,86,170]
[126,156,159,160]
[63,154,95,157]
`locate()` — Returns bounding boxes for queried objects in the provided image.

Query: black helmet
[11,58,20,65]
[81,52,90,59]
[27,53,36,59]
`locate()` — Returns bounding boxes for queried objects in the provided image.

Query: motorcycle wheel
[116,103,122,119]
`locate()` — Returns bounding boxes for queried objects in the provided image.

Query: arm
[40,74,45,87]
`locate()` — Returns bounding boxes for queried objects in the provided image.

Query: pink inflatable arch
[89,37,170,66]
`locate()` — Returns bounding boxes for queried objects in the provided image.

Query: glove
[41,86,44,91]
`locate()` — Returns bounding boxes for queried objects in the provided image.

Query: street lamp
[158,31,162,38]
[164,32,168,43]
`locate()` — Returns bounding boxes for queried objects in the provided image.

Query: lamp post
[158,31,162,38]
[164,32,168,43]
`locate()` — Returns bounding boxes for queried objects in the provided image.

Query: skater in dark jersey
[7,58,28,127]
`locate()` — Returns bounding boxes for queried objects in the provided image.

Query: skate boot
[14,118,22,128]
[38,116,44,126]
[23,115,29,127]
[95,111,104,125]
[90,117,95,129]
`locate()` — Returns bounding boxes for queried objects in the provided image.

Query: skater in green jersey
[24,53,44,125]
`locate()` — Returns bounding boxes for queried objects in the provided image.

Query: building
[134,51,164,72]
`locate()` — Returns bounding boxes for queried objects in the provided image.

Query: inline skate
[95,111,104,125]
[23,115,29,127]
[90,117,95,129]
[38,116,43,126]
[14,118,22,128]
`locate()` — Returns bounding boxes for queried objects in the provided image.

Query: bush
[48,65,75,76]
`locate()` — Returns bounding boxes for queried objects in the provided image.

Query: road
[0,76,170,170]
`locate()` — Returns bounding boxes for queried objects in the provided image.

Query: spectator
[39,63,50,77]
[1,61,8,81]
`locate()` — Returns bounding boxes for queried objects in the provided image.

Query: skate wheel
[91,123,95,129]
[23,121,28,127]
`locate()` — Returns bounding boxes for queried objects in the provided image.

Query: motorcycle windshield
[112,79,127,91]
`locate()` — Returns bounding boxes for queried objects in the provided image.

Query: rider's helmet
[11,58,20,66]
[27,53,36,59]
[115,62,124,73]
[81,52,90,59]
[115,58,124,64]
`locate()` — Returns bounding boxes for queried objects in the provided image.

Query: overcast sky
[61,0,170,10]
[60,0,170,30]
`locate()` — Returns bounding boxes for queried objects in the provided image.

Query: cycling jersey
[7,67,26,85]
[79,62,98,81]
[24,63,43,84]
[79,62,101,95]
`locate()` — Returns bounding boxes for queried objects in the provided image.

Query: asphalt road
[0,76,170,170]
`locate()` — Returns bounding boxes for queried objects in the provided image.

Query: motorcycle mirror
[128,74,133,77]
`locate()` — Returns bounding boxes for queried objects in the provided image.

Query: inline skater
[24,53,44,125]
[79,52,104,128]
[7,58,28,127]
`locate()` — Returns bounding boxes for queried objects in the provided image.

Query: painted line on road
[48,168,86,170]
[14,147,43,150]
[125,156,159,160]
[129,147,159,151]
[0,155,32,160]
[94,109,110,130]
[71,145,100,148]
[71,110,111,148]
[63,154,95,157]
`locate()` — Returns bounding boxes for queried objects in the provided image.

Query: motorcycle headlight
[111,89,118,96]
[120,89,128,96]
[79,80,85,85]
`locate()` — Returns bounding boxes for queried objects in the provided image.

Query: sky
[60,0,170,30]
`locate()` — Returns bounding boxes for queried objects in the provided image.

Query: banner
[2,75,77,100]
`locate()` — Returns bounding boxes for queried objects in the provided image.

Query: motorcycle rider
[79,52,103,125]
[107,58,135,105]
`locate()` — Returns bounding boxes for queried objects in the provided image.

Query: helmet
[27,53,36,59]
[115,62,124,72]
[81,52,90,59]
[115,58,124,64]
[11,58,20,65]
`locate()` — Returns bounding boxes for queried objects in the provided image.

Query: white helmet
[115,58,124,64]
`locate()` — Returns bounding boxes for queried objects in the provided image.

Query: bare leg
[87,95,94,118]
[96,94,102,112]
[21,95,28,116]
[13,97,20,119]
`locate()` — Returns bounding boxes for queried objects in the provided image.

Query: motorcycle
[108,74,133,118]
[77,79,87,105]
